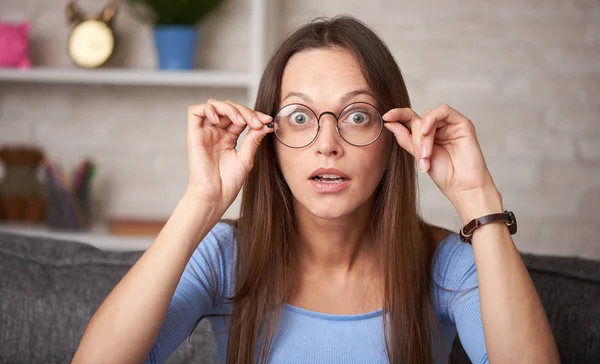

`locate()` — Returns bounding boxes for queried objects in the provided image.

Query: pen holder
[45,187,90,231]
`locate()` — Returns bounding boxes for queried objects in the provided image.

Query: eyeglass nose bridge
[315,110,342,137]
[317,111,338,121]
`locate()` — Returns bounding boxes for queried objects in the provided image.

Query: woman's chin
[307,203,354,220]
[292,187,373,221]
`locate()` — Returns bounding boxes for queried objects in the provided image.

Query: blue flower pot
[153,25,199,70]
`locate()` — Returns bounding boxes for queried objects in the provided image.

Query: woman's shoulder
[209,219,237,241]
[185,220,238,299]
[434,232,474,263]
[189,220,238,280]
[430,230,480,323]
[432,231,478,289]
[194,220,238,259]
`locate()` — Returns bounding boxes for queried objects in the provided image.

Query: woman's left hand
[382,104,502,222]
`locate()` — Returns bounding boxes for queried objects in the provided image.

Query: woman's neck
[294,197,375,272]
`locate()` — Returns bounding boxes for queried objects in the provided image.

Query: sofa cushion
[450,252,600,364]
[522,253,600,363]
[0,232,216,364]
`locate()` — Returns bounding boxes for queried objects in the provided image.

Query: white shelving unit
[0,68,251,88]
[0,0,278,251]
[0,0,275,105]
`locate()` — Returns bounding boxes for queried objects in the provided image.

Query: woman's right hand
[185,99,273,211]
[73,98,272,363]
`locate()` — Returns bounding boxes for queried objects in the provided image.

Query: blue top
[146,222,488,363]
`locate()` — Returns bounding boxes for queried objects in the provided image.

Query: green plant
[126,0,224,26]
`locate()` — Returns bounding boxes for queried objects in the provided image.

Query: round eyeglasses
[267,102,384,148]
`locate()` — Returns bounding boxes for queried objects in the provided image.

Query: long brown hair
[228,16,445,363]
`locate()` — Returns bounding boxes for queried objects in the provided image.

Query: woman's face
[275,48,392,219]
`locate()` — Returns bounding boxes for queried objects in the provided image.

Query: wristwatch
[459,210,517,244]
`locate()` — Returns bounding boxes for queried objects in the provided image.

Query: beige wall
[1,0,599,258]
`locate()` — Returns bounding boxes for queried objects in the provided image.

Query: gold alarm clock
[66,0,117,68]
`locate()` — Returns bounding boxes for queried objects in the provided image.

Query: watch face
[506,210,517,234]
[68,19,114,68]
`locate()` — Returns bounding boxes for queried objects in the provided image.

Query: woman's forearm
[73,196,221,364]
[454,188,560,363]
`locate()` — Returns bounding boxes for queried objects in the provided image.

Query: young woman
[74,16,559,364]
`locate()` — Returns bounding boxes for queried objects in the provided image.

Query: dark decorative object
[0,146,46,223]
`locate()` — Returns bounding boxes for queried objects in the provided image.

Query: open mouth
[310,174,349,183]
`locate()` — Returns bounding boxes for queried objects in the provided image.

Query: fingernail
[211,111,220,124]
[419,158,427,172]
[421,144,427,158]
[252,117,261,127]
[236,114,245,125]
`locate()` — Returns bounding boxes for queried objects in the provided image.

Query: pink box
[0,21,31,69]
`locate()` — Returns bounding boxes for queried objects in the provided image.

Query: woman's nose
[314,114,344,157]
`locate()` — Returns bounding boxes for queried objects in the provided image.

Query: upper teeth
[318,174,342,179]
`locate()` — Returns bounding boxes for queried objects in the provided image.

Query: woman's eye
[290,112,310,125]
[348,112,368,124]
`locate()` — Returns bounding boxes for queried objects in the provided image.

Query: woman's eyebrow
[281,92,313,103]
[340,89,376,104]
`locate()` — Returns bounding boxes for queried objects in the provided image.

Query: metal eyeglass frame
[266,101,384,149]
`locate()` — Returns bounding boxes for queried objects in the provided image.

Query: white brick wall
[1,0,599,258]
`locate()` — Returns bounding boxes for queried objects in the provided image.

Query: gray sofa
[0,231,598,364]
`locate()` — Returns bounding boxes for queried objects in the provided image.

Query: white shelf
[0,0,277,102]
[0,222,153,252]
[0,67,251,88]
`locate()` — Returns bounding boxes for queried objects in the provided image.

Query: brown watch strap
[459,210,517,243]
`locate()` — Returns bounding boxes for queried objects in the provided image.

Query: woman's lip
[309,179,351,193]
[309,168,350,179]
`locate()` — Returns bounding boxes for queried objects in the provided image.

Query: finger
[224,100,272,129]
[206,99,249,128]
[409,118,429,172]
[238,124,274,169]
[421,108,433,133]
[419,127,434,172]
[187,104,205,134]
[204,104,220,126]
[419,108,436,164]
[187,103,232,134]
[383,122,415,157]
[421,104,466,135]
[225,100,272,123]
[187,104,211,133]
[224,100,260,128]
[382,107,421,129]
[226,120,247,137]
